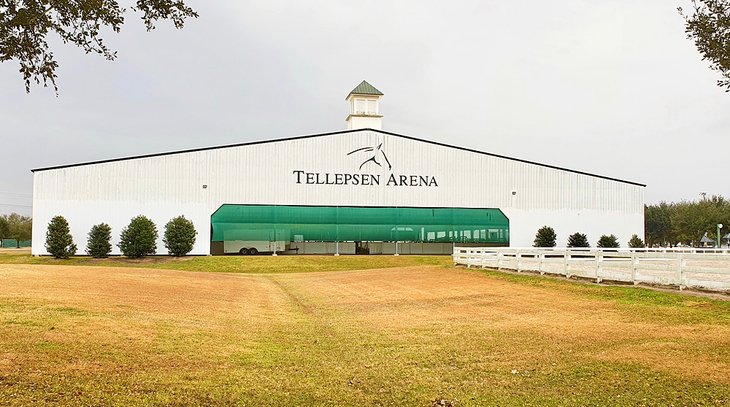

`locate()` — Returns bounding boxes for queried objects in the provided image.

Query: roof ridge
[30,128,646,187]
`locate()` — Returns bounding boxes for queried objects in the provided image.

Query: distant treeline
[646,195,730,247]
[0,213,32,246]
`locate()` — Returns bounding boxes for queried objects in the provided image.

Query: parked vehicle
[224,240,287,255]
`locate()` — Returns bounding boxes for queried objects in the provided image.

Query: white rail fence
[453,247,730,292]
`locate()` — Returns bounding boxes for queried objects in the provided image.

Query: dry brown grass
[1,263,729,405]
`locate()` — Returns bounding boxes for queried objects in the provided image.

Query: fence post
[677,253,685,290]
[516,252,522,272]
[596,251,603,283]
[539,252,545,275]
[631,251,638,285]
[564,250,571,278]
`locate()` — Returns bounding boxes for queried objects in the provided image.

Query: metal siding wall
[31,130,645,254]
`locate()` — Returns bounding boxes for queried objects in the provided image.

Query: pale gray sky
[1,1,728,216]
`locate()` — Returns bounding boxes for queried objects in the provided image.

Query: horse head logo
[347,143,392,171]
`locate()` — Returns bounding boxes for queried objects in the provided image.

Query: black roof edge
[30,128,646,187]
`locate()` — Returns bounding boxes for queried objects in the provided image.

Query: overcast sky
[2,0,729,216]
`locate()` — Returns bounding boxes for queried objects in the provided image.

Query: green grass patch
[0,251,452,274]
[472,267,730,324]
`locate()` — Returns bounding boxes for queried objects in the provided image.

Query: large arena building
[31,81,645,255]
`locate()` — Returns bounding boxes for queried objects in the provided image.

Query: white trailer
[224,240,287,255]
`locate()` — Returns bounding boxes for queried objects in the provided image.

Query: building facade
[31,82,645,255]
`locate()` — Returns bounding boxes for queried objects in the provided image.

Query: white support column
[595,251,603,283]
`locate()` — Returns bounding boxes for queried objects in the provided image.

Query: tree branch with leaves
[679,0,730,92]
[0,0,197,93]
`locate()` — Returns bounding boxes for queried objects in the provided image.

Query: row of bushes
[45,215,197,259]
[533,226,645,248]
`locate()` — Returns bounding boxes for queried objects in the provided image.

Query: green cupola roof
[347,80,383,97]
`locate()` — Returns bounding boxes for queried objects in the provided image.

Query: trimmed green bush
[628,234,645,248]
[533,226,557,247]
[45,216,77,259]
[163,215,197,257]
[118,216,158,258]
[567,232,589,248]
[86,223,112,258]
[597,234,620,248]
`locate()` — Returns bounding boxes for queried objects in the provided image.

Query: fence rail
[453,247,730,292]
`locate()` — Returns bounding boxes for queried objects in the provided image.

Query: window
[354,98,377,115]
[367,99,377,114]
[355,99,366,114]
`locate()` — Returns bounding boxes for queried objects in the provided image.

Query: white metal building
[31,81,645,255]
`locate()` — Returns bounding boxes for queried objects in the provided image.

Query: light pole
[718,224,723,249]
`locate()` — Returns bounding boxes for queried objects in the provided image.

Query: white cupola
[345,80,384,130]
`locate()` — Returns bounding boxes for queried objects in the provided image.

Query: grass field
[1,251,729,405]
[0,250,451,274]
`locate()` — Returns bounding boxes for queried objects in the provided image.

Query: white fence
[453,247,730,292]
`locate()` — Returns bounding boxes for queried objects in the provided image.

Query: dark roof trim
[30,128,646,187]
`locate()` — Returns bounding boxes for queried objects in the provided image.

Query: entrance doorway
[355,241,370,255]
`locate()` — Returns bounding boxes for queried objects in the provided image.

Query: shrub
[628,234,645,248]
[163,215,197,257]
[86,223,112,258]
[533,226,557,247]
[597,234,620,248]
[45,216,77,259]
[567,232,589,248]
[118,216,158,258]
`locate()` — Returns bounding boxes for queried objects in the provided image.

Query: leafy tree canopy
[679,0,730,91]
[163,215,196,257]
[0,213,32,245]
[118,215,157,258]
[0,215,9,238]
[645,195,730,247]
[0,0,198,93]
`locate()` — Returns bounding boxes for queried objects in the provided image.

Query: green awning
[211,204,509,244]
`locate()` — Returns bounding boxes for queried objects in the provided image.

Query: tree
[1,1,198,93]
[645,203,672,246]
[45,215,76,258]
[670,195,730,246]
[86,223,112,258]
[628,234,645,248]
[163,215,196,256]
[118,215,157,258]
[0,215,9,240]
[533,226,557,247]
[679,0,730,92]
[596,234,620,248]
[567,232,589,248]
[1,213,32,247]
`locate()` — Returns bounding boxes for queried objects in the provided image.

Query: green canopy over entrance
[211,205,509,244]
